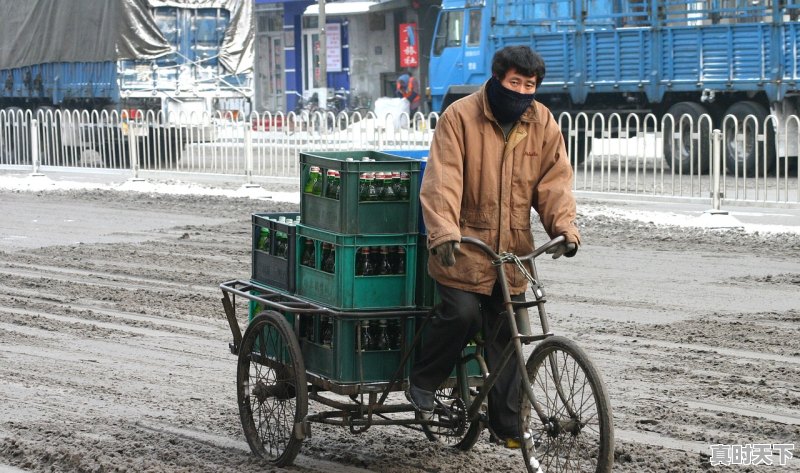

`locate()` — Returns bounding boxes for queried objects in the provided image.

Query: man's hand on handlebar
[546,241,578,259]
[430,241,460,267]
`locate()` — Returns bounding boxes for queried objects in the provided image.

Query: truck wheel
[723,101,775,177]
[663,102,711,174]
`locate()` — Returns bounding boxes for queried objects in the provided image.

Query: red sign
[399,23,419,68]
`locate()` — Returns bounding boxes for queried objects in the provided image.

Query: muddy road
[0,186,798,472]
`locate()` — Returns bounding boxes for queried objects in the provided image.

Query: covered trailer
[0,0,254,165]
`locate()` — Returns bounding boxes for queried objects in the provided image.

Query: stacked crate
[293,150,423,383]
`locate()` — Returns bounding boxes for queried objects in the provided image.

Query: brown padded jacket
[420,82,581,296]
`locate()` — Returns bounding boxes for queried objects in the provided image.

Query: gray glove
[431,241,460,267]
[546,241,578,259]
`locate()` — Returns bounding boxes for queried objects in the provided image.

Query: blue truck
[428,0,800,174]
[0,0,253,164]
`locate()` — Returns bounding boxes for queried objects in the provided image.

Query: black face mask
[486,76,535,124]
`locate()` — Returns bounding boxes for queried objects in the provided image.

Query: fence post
[240,121,262,192]
[710,129,724,213]
[127,121,145,182]
[29,118,44,177]
[244,121,257,187]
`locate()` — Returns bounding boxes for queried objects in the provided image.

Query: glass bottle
[392,171,401,195]
[322,243,336,273]
[368,247,380,275]
[381,173,397,200]
[372,172,382,199]
[367,173,379,201]
[312,168,324,196]
[257,226,270,253]
[320,243,331,271]
[324,170,336,198]
[377,319,389,350]
[386,319,401,349]
[320,315,333,347]
[360,320,372,351]
[398,172,410,200]
[376,246,392,275]
[395,246,406,275]
[356,247,373,276]
[304,166,321,194]
[358,172,370,201]
[332,170,341,199]
[301,238,315,267]
[300,316,314,341]
[368,320,382,350]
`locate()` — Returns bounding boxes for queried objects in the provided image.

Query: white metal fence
[1,108,798,205]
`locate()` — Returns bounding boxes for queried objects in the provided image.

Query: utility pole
[319,0,327,91]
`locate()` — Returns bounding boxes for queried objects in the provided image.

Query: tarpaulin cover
[0,0,253,74]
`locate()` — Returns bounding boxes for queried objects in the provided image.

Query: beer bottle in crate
[381,173,397,201]
[257,226,270,253]
[359,320,372,351]
[395,246,406,274]
[367,173,379,201]
[324,170,338,199]
[392,171,401,196]
[322,243,336,273]
[377,319,390,350]
[368,320,382,350]
[386,319,402,349]
[320,315,333,347]
[356,247,373,276]
[304,166,322,195]
[301,238,315,268]
[398,172,410,201]
[376,247,392,275]
[358,173,370,201]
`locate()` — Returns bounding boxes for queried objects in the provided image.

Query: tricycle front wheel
[237,311,308,467]
[519,336,614,473]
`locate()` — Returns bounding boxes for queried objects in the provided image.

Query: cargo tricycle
[220,234,614,473]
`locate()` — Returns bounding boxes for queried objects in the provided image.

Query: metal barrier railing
[1,108,798,205]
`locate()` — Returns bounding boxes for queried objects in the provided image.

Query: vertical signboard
[326,23,342,72]
[399,23,418,68]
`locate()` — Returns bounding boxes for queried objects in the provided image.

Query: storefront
[255,0,435,114]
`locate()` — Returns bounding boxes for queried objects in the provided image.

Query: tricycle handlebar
[459,235,566,262]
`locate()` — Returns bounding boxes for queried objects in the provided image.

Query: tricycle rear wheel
[237,311,308,467]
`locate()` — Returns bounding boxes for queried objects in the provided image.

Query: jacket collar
[478,80,540,124]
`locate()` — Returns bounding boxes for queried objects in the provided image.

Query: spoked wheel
[237,311,308,467]
[519,336,614,473]
[421,384,483,450]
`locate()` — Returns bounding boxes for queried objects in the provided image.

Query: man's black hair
[491,45,546,87]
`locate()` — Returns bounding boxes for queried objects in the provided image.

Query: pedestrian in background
[395,72,421,116]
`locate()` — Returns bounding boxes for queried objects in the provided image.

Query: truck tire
[723,101,775,177]
[663,102,711,174]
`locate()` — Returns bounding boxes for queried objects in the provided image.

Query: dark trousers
[410,282,525,438]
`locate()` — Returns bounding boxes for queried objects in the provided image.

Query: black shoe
[405,384,434,420]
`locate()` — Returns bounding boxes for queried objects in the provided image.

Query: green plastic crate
[301,314,416,383]
[414,233,440,308]
[296,225,417,310]
[299,150,421,234]
[251,212,300,292]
